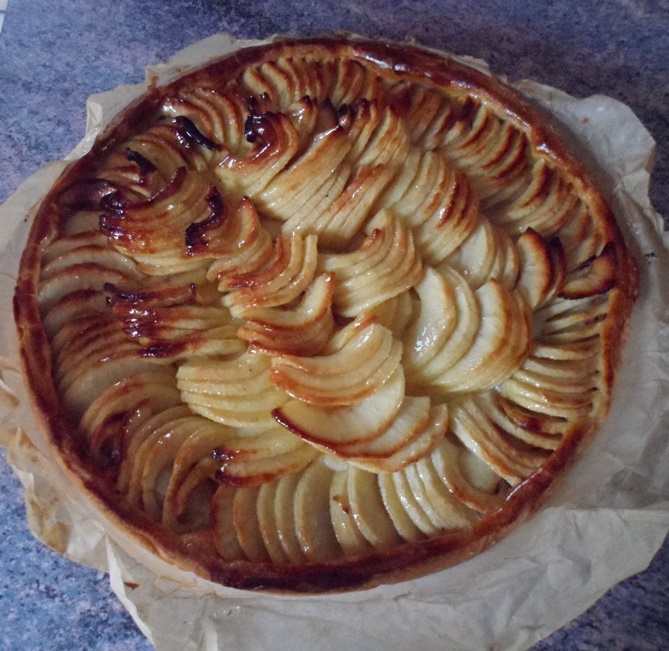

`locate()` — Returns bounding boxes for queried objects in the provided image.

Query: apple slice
[433,279,530,392]
[450,399,548,486]
[257,481,290,564]
[293,459,341,561]
[329,470,372,555]
[223,232,318,317]
[347,466,402,549]
[273,366,405,451]
[238,272,335,356]
[404,462,475,530]
[216,112,301,200]
[233,487,271,562]
[347,402,448,473]
[377,472,424,542]
[425,436,505,513]
[273,471,306,564]
[217,441,318,488]
[391,469,441,536]
[211,485,246,561]
[270,322,401,405]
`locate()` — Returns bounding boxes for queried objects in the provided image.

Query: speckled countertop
[1,1,668,649]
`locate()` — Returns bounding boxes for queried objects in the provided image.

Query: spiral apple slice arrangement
[21,40,636,586]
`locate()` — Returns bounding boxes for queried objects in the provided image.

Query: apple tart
[14,37,638,592]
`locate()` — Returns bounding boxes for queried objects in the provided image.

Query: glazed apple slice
[391,468,442,536]
[293,459,341,561]
[329,470,372,555]
[404,462,476,530]
[422,436,505,514]
[216,440,318,487]
[347,402,449,473]
[377,472,425,542]
[257,481,290,564]
[433,279,530,392]
[273,366,405,451]
[211,485,246,561]
[238,272,335,356]
[273,471,306,563]
[270,322,401,405]
[347,466,403,549]
[233,487,271,562]
[402,267,458,373]
[223,232,318,317]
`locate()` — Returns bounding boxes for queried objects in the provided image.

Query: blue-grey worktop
[1,1,667,649]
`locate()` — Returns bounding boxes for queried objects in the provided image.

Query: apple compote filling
[17,38,637,589]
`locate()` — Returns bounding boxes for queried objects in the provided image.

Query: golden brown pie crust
[14,37,638,593]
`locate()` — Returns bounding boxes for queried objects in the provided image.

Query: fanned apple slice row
[257,481,291,564]
[433,279,531,393]
[444,217,519,290]
[557,261,615,314]
[222,232,319,317]
[500,370,597,421]
[81,370,181,463]
[515,228,566,309]
[54,316,170,419]
[272,366,405,452]
[116,405,193,490]
[40,241,140,281]
[329,470,373,555]
[100,167,221,272]
[178,351,289,428]
[425,435,507,513]
[257,112,356,222]
[270,322,402,405]
[38,262,137,316]
[347,466,403,549]
[293,459,342,561]
[308,164,398,250]
[234,487,272,562]
[216,111,302,200]
[346,402,449,473]
[215,431,318,487]
[403,462,477,531]
[162,88,248,153]
[211,486,246,561]
[239,272,335,356]
[450,398,550,486]
[476,390,564,450]
[405,267,480,386]
[160,420,233,532]
[121,413,210,518]
[42,289,109,339]
[403,267,458,372]
[494,160,576,237]
[455,119,530,205]
[377,472,425,542]
[206,198,275,289]
[390,467,443,536]
[318,211,423,317]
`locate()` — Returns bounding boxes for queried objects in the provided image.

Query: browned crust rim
[13,35,639,593]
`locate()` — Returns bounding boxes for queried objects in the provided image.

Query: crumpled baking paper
[1,33,668,651]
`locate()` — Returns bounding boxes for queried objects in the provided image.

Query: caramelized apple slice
[294,459,341,561]
[270,322,401,405]
[273,366,405,451]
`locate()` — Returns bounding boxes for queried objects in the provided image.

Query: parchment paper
[1,33,668,651]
